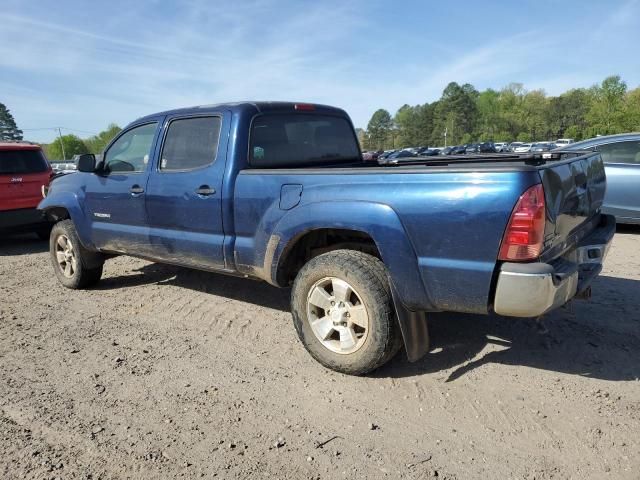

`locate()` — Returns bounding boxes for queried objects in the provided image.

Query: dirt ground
[1,227,639,480]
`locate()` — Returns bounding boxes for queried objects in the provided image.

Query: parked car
[417,147,440,156]
[561,133,640,224]
[377,149,397,161]
[480,142,497,153]
[0,141,52,238]
[555,138,575,148]
[513,143,533,153]
[450,144,468,154]
[466,142,497,154]
[508,142,524,152]
[440,146,455,155]
[362,151,379,162]
[390,149,415,159]
[494,142,509,152]
[465,143,481,154]
[531,142,556,152]
[39,101,614,375]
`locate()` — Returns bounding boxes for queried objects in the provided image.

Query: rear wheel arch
[274,227,382,287]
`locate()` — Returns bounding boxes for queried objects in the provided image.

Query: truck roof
[135,101,349,123]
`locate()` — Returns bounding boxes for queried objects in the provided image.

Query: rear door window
[249,114,360,168]
[597,141,640,164]
[0,149,48,174]
[160,116,222,171]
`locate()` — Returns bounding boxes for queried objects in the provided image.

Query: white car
[555,138,575,148]
[513,143,533,153]
[494,142,509,152]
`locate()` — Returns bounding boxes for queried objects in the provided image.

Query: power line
[21,126,99,135]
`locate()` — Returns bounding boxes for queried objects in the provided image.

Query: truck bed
[233,150,606,315]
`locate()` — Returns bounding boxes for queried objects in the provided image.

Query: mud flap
[390,282,430,362]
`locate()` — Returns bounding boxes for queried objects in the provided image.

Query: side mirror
[77,153,97,173]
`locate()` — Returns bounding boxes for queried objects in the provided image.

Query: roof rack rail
[380,150,598,167]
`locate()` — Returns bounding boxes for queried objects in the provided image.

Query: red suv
[0,141,52,239]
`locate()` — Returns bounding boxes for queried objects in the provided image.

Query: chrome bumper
[493,215,615,318]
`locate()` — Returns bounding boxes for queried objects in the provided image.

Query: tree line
[360,75,640,150]
[1,102,122,160]
[43,124,122,160]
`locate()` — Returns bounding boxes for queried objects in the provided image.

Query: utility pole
[56,127,66,161]
[444,127,448,148]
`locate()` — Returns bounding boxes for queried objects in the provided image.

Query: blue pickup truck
[39,102,615,374]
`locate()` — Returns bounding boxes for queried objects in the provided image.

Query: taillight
[294,103,315,111]
[498,184,546,261]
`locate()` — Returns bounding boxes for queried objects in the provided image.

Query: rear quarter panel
[233,168,539,313]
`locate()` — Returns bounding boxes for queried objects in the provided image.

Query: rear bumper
[0,208,48,232]
[493,214,615,317]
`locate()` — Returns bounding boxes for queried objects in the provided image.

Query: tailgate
[538,151,607,260]
[0,172,50,211]
[0,149,51,211]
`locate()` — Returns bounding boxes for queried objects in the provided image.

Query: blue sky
[1,0,639,143]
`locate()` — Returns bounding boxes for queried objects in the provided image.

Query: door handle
[130,185,144,195]
[195,185,216,196]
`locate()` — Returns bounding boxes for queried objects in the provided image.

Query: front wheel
[49,220,103,289]
[291,250,401,375]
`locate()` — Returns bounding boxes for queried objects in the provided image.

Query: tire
[49,219,104,289]
[291,250,402,375]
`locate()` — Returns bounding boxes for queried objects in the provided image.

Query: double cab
[39,102,615,374]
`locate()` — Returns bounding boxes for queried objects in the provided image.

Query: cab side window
[103,123,158,173]
[160,116,221,171]
[597,141,640,164]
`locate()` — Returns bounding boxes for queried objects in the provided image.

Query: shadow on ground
[376,274,640,382]
[0,234,48,256]
[97,261,291,312]
[98,262,640,383]
[616,223,640,234]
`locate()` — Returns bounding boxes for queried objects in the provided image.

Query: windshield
[0,149,48,174]
[249,114,360,168]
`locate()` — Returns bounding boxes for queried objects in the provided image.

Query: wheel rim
[55,234,77,278]
[306,277,369,354]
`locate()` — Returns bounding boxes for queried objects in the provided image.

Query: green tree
[0,102,23,141]
[84,123,122,154]
[498,83,527,141]
[366,109,393,150]
[588,75,627,134]
[432,82,478,145]
[546,88,590,140]
[522,90,549,140]
[621,87,640,132]
[46,134,89,160]
[416,102,437,146]
[395,104,423,147]
[360,74,640,149]
[476,89,501,140]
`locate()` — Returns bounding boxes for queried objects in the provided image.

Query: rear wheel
[50,220,103,289]
[291,250,401,375]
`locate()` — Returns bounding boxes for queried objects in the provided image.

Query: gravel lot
[1,228,639,479]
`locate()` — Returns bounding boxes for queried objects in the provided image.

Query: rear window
[249,114,360,168]
[0,149,48,174]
